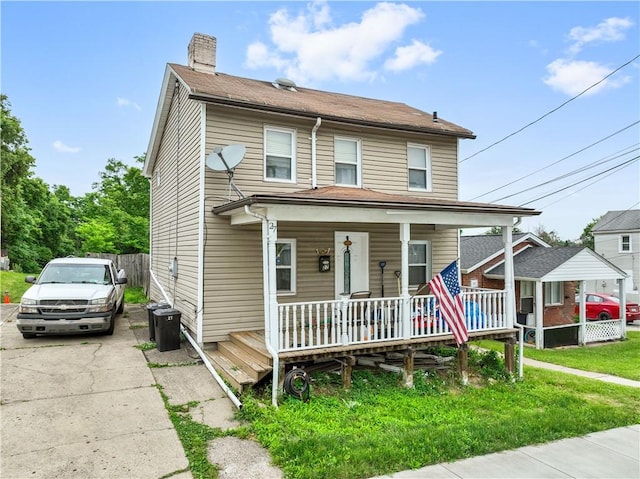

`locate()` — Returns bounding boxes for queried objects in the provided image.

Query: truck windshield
[38,264,111,285]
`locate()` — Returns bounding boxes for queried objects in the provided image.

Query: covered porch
[213,187,540,403]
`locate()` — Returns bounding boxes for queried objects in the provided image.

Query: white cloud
[543,59,630,96]
[384,40,442,72]
[567,17,634,55]
[245,1,435,84]
[117,97,141,111]
[53,140,80,153]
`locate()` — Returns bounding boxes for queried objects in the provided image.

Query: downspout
[311,117,321,189]
[149,268,242,409]
[244,205,280,407]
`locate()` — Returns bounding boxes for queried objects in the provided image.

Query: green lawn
[473,332,640,381]
[239,366,640,479]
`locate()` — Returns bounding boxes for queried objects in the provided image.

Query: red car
[575,293,640,324]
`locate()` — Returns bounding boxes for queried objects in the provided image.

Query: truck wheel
[117,300,124,314]
[105,312,115,335]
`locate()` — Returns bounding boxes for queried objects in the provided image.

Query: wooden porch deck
[205,328,518,393]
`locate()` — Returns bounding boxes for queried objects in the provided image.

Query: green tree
[75,156,149,254]
[534,225,577,247]
[579,217,601,250]
[484,225,522,235]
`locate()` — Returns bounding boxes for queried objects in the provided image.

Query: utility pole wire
[491,144,638,203]
[518,156,639,206]
[460,53,640,164]
[471,121,640,200]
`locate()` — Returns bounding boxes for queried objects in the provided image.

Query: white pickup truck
[16,257,127,338]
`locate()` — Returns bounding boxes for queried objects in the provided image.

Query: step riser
[219,343,264,382]
[229,332,272,365]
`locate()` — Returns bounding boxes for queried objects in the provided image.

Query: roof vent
[272,78,297,92]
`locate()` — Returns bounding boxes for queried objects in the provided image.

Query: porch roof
[213,186,540,228]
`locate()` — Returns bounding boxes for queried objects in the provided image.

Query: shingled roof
[169,63,475,138]
[460,233,549,272]
[486,246,585,279]
[592,210,640,233]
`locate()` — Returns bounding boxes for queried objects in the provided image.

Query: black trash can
[153,308,182,352]
[146,302,170,341]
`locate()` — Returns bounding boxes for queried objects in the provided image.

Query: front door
[334,232,369,298]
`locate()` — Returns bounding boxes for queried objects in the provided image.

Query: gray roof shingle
[486,246,585,278]
[460,234,529,270]
[592,210,640,233]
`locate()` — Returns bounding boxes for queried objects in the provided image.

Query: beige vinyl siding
[199,217,459,342]
[197,104,461,343]
[149,85,202,334]
[201,218,264,343]
[203,106,459,199]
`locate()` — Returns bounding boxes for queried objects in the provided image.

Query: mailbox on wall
[319,255,330,272]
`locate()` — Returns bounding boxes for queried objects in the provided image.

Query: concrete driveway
[1,303,282,479]
[0,303,191,479]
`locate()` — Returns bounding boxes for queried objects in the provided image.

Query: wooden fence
[85,253,149,291]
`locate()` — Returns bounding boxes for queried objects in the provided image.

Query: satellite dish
[205,144,247,198]
[206,144,246,172]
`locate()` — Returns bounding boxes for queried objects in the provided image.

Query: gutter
[213,195,539,216]
[311,117,321,189]
[244,205,281,407]
[149,268,242,409]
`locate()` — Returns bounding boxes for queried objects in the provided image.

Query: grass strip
[239,365,640,479]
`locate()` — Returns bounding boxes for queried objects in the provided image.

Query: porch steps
[205,330,272,393]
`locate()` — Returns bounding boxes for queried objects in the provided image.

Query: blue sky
[2,1,639,241]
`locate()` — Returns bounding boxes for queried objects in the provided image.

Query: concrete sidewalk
[370,424,640,478]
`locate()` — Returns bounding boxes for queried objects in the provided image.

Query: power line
[471,122,640,201]
[491,144,638,203]
[460,53,640,164]
[518,156,639,206]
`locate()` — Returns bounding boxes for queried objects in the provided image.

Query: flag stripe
[428,261,469,346]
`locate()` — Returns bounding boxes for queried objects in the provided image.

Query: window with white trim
[407,144,432,191]
[276,240,296,294]
[544,281,563,306]
[408,240,431,287]
[334,137,361,186]
[620,234,631,252]
[265,127,296,181]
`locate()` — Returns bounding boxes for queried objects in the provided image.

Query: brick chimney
[188,33,216,73]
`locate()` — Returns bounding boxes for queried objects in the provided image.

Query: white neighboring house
[590,210,640,303]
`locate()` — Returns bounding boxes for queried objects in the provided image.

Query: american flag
[428,260,469,346]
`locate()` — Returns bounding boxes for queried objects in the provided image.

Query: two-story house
[144,33,540,403]
[591,210,640,303]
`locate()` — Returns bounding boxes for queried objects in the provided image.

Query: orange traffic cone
[4,291,10,304]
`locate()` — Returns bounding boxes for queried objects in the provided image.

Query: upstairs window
[265,127,296,182]
[407,144,432,191]
[408,241,431,287]
[620,235,631,252]
[335,137,361,186]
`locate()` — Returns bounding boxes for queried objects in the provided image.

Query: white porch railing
[277,289,508,353]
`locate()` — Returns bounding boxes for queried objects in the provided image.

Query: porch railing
[277,289,508,353]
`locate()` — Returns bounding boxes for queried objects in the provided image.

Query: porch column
[400,223,411,339]
[618,278,627,339]
[502,226,515,328]
[579,281,586,345]
[535,281,544,349]
[266,220,279,351]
